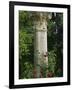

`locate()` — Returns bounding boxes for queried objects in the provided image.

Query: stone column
[33,12,48,78]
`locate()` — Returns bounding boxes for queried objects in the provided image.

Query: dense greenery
[19,11,63,79]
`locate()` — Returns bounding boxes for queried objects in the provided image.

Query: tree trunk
[33,12,48,78]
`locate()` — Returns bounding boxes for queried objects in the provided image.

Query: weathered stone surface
[33,12,48,78]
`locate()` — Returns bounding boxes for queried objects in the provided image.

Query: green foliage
[19,11,63,79]
[47,13,63,77]
[19,62,34,79]
[19,11,33,30]
[48,50,56,73]
[19,30,29,59]
[19,11,34,79]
